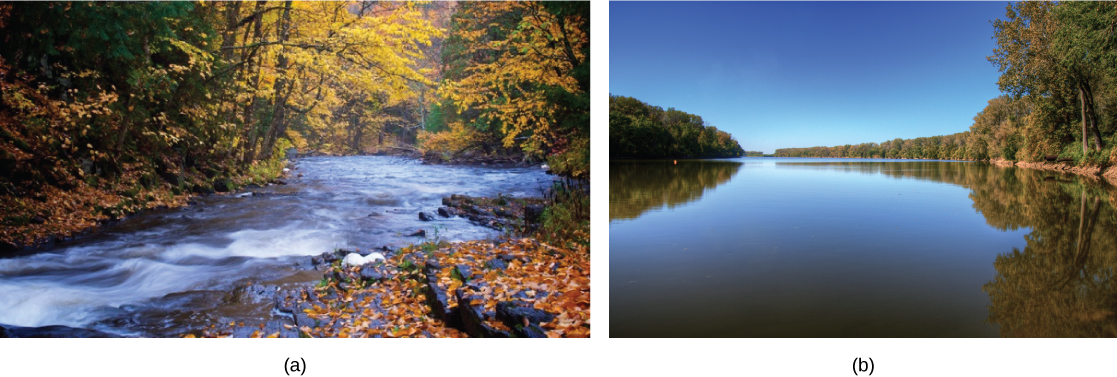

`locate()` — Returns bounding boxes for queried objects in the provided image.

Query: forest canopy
[0,1,588,249]
[609,94,744,159]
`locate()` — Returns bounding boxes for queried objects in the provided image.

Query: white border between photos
[5,1,1117,376]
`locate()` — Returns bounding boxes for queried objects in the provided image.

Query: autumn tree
[990,1,1109,159]
[430,1,590,178]
[0,1,444,248]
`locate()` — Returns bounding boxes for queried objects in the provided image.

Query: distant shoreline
[609,156,1117,186]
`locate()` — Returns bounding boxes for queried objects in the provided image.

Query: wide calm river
[610,158,1117,337]
[0,156,551,336]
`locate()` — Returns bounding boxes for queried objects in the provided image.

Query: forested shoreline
[0,2,588,250]
[777,3,1117,171]
[608,95,745,159]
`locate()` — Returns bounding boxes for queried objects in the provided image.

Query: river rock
[496,301,553,338]
[419,212,435,221]
[408,229,427,237]
[437,207,452,217]
[454,264,475,281]
[455,283,510,338]
[485,257,508,270]
[524,204,545,223]
[358,264,389,281]
[424,279,460,327]
[0,324,123,338]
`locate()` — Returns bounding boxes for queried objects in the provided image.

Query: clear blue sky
[610,1,1010,153]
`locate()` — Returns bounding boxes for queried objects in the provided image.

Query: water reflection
[980,181,1117,337]
[610,158,1117,337]
[784,161,1117,336]
[609,160,743,221]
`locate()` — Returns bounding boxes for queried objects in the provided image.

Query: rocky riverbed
[0,156,557,337]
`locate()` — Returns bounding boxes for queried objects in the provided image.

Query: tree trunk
[1080,81,1104,152]
[1081,86,1088,155]
[240,1,267,164]
[258,0,293,161]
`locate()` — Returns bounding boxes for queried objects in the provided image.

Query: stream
[0,156,552,337]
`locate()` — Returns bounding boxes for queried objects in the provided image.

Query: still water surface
[610,158,1117,337]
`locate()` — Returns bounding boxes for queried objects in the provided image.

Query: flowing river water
[0,156,552,337]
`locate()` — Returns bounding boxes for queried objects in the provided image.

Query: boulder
[496,301,553,338]
[419,212,435,221]
[437,207,452,217]
[524,204,545,224]
[455,284,510,338]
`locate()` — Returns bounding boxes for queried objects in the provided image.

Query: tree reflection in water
[840,162,1117,337]
[980,180,1117,337]
[609,160,743,221]
[611,159,1117,336]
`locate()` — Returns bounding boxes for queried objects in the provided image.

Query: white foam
[341,252,385,267]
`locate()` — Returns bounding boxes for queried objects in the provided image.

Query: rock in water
[342,252,385,267]
[419,212,435,221]
[0,324,122,338]
[437,207,451,217]
[408,229,427,237]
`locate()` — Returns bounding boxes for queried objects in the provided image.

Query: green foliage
[538,178,589,251]
[610,95,745,159]
[774,132,973,160]
[984,2,1115,164]
[434,2,590,179]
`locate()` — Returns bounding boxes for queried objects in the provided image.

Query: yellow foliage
[440,2,588,159]
[417,121,482,157]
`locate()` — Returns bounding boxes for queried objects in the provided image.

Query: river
[610,158,1117,337]
[0,156,552,337]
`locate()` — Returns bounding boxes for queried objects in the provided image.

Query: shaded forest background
[0,1,588,248]
[608,95,744,159]
[777,2,1117,167]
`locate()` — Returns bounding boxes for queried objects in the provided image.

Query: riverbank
[201,191,589,338]
[991,158,1117,187]
[0,158,292,255]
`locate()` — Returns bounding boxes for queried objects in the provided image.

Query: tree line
[774,132,974,159]
[421,2,589,178]
[0,2,587,249]
[609,95,745,159]
[777,3,1117,165]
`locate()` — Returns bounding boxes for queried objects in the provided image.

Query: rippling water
[0,156,551,336]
